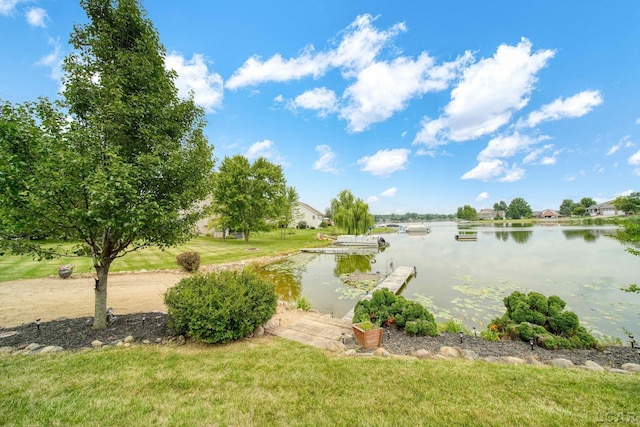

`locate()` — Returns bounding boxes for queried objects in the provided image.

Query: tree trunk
[93,262,112,329]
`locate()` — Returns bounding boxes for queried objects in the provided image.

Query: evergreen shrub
[488,291,597,349]
[164,269,277,343]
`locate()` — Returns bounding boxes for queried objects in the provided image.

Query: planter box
[352,322,383,349]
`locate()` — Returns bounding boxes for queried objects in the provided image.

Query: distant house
[539,209,559,219]
[478,209,505,220]
[294,202,324,228]
[587,201,623,216]
[478,209,496,220]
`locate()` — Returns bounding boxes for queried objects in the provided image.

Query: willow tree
[330,190,374,235]
[0,0,214,329]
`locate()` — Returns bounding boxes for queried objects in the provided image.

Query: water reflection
[333,254,374,276]
[562,228,611,242]
[511,230,532,244]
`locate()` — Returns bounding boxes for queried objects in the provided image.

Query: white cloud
[367,195,379,203]
[37,37,63,88]
[628,150,640,165]
[226,14,405,89]
[165,53,223,113]
[0,0,26,15]
[498,164,526,182]
[357,148,410,177]
[539,156,556,165]
[414,148,436,157]
[414,38,554,145]
[245,139,287,165]
[478,132,538,162]
[563,175,576,182]
[290,87,338,117]
[340,52,471,132]
[520,90,603,128]
[475,192,489,202]
[313,144,338,173]
[381,187,397,197]
[273,94,285,103]
[461,160,505,181]
[635,118,640,125]
[607,135,634,156]
[522,143,554,164]
[447,38,554,141]
[25,7,46,27]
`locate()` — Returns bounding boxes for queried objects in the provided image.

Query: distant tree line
[374,213,456,223]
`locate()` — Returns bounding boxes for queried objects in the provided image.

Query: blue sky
[1,1,639,214]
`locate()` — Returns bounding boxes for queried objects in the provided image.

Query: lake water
[261,222,639,340]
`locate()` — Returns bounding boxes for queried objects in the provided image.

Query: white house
[587,201,623,216]
[295,202,325,228]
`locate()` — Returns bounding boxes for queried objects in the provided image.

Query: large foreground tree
[0,0,214,329]
[330,190,374,235]
[507,197,532,219]
[211,155,290,242]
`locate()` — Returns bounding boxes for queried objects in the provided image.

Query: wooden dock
[342,265,416,321]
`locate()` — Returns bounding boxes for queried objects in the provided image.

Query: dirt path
[0,254,304,329]
[0,271,188,328]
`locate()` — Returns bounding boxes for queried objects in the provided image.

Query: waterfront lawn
[0,229,329,282]
[1,339,637,426]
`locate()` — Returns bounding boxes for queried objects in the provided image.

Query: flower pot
[58,269,72,279]
[352,322,383,349]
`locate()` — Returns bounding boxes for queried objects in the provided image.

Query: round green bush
[164,269,277,344]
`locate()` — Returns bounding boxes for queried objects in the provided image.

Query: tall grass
[1,339,637,426]
[0,229,329,282]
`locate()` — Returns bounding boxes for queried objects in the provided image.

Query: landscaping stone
[607,368,632,375]
[545,358,574,369]
[459,349,479,361]
[344,349,357,357]
[621,363,640,373]
[523,355,544,366]
[91,340,103,347]
[413,349,431,359]
[124,335,135,344]
[25,343,42,352]
[439,346,461,358]
[583,360,605,372]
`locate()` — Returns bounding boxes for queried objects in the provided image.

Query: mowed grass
[1,339,638,426]
[0,229,330,282]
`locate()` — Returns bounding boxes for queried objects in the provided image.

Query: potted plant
[352,320,383,349]
[58,264,74,279]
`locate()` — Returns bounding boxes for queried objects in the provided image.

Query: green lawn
[1,339,637,426]
[0,229,330,282]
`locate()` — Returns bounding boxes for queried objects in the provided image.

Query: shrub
[176,251,201,273]
[438,320,469,334]
[353,288,437,337]
[164,269,277,344]
[492,291,596,349]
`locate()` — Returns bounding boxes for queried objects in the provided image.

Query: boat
[335,235,390,247]
[405,224,431,234]
[455,231,477,241]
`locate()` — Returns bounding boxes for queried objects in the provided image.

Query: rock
[0,346,15,354]
[253,326,265,337]
[524,355,544,366]
[344,349,357,357]
[142,339,151,345]
[38,345,63,354]
[413,349,432,359]
[325,341,346,353]
[621,363,640,373]
[155,338,162,343]
[545,358,574,369]
[373,347,390,357]
[501,356,526,365]
[25,343,43,352]
[91,340,103,348]
[124,335,135,344]
[583,360,605,372]
[439,346,461,358]
[607,368,632,375]
[459,349,479,361]
[115,341,124,347]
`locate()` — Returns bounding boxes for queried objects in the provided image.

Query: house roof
[299,202,323,216]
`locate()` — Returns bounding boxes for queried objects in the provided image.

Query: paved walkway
[266,312,353,349]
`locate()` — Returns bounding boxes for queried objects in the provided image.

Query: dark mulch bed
[0,312,171,351]
[382,327,640,369]
[2,313,639,369]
